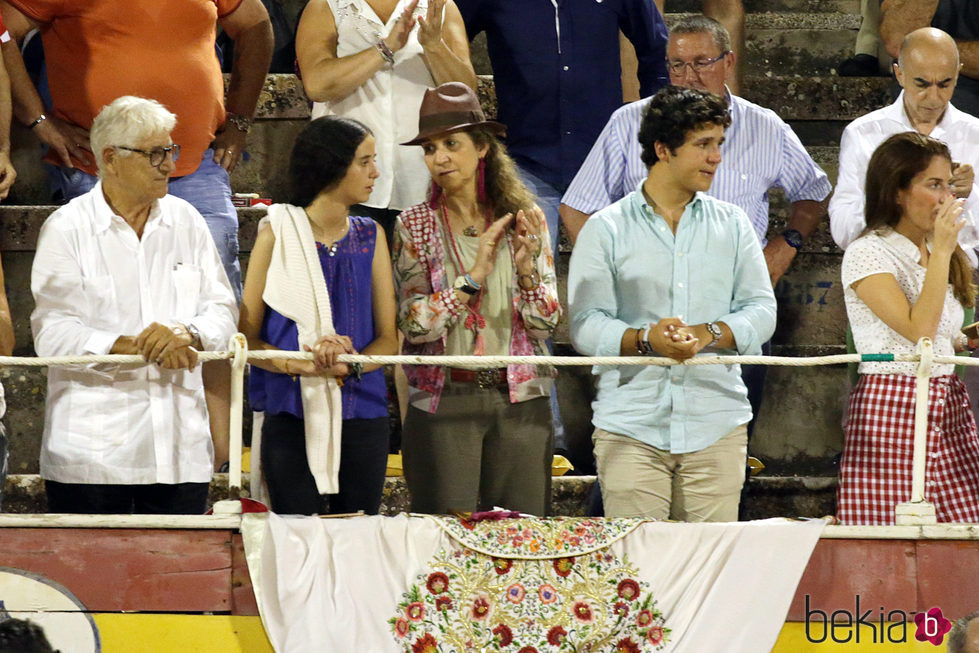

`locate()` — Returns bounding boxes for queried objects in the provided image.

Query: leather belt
[449,368,508,389]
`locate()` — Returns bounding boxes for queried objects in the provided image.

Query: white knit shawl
[257,203,343,496]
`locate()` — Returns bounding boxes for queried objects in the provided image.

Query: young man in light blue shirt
[569,85,776,521]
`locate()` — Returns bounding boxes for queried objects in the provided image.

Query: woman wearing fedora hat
[393,82,562,516]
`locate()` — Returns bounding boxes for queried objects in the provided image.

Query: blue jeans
[48,149,243,302]
[516,164,568,451]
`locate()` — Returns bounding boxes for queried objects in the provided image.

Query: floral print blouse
[392,202,562,412]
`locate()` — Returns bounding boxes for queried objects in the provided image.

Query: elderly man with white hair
[30,96,238,515]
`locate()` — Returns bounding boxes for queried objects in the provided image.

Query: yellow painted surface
[774,623,942,652]
[93,614,273,653]
[90,616,951,652]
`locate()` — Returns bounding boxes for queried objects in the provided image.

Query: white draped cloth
[242,513,824,652]
[255,204,343,495]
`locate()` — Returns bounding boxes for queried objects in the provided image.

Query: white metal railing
[4,334,971,526]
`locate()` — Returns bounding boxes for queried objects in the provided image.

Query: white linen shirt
[311,0,434,211]
[31,182,238,485]
[842,228,962,376]
[830,93,979,255]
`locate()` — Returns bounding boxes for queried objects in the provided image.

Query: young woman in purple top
[240,116,398,515]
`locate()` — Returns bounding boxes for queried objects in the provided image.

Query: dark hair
[287,116,373,207]
[0,618,57,653]
[864,131,976,307]
[428,126,536,218]
[670,14,731,54]
[638,85,731,167]
[948,611,979,653]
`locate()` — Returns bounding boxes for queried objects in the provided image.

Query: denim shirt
[568,184,777,453]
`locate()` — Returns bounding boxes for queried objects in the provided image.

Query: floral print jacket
[392,202,562,412]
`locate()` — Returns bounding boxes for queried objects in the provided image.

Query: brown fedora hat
[402,82,506,146]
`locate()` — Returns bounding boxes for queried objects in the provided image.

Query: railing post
[227,333,248,495]
[895,337,937,525]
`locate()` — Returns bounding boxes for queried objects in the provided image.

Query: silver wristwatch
[705,321,722,346]
[453,274,479,296]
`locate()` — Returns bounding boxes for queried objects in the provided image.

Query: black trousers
[45,480,210,514]
[261,413,389,516]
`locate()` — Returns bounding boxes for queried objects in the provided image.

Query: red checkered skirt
[837,374,979,525]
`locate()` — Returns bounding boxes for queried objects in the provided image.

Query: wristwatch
[782,228,804,250]
[185,323,203,349]
[705,321,722,346]
[453,274,480,296]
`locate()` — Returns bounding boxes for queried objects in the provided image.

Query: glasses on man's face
[666,51,729,76]
[116,144,181,168]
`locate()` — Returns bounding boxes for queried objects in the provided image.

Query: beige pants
[593,424,748,522]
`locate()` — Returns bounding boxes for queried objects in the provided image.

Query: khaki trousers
[403,380,553,516]
[593,424,748,521]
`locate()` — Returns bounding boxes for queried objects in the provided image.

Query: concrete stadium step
[670,0,859,11]
[470,11,868,77]
[4,74,882,207]
[0,473,838,518]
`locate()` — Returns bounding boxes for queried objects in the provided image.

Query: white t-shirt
[842,228,963,376]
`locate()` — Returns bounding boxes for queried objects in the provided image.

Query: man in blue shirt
[456,0,669,254]
[569,85,776,521]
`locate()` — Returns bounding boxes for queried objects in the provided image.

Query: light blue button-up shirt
[568,185,777,453]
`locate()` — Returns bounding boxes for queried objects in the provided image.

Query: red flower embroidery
[553,557,575,577]
[615,637,641,653]
[412,633,438,653]
[538,584,558,604]
[493,623,514,647]
[435,596,453,612]
[394,617,410,638]
[506,583,526,603]
[426,572,449,594]
[547,625,567,646]
[617,579,640,601]
[471,595,492,621]
[406,601,425,622]
[613,601,630,618]
[572,600,594,624]
[517,647,538,653]
[494,558,513,575]
[636,610,654,627]
[646,626,665,645]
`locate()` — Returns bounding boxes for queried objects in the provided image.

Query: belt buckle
[475,369,499,389]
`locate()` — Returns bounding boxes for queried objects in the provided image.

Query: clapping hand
[383,0,420,54]
[513,206,544,276]
[469,213,514,285]
[417,0,446,51]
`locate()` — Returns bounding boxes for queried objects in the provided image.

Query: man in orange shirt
[0,0,273,471]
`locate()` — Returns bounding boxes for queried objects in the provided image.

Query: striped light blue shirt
[568,186,777,453]
[561,90,832,245]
